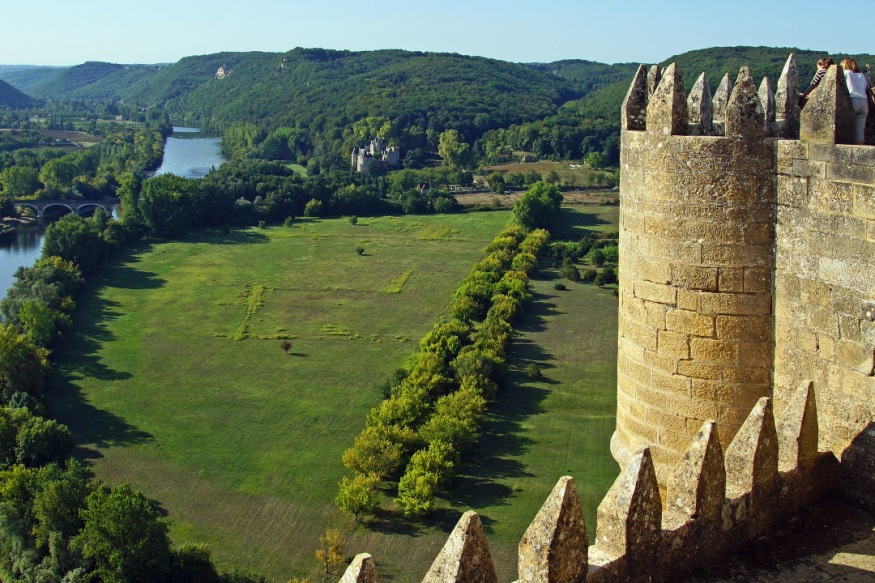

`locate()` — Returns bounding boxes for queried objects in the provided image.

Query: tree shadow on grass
[183,228,271,246]
[442,288,562,512]
[48,262,155,455]
[552,207,612,241]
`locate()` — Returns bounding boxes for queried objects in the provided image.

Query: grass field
[47,207,619,582]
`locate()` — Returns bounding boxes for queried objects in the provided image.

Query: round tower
[613,63,778,483]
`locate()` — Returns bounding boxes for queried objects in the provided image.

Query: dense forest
[0,66,66,93]
[0,80,39,109]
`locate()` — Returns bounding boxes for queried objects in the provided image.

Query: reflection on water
[0,226,45,297]
[154,127,226,179]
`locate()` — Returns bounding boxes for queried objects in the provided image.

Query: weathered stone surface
[596,448,661,575]
[777,380,818,472]
[341,553,379,583]
[759,77,776,128]
[647,63,687,136]
[622,65,649,131]
[647,65,662,95]
[423,511,498,583]
[724,397,778,490]
[800,65,856,144]
[726,67,765,139]
[711,73,734,135]
[688,72,713,136]
[775,53,800,138]
[666,420,726,519]
[519,476,588,583]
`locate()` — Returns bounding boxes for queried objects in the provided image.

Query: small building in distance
[351,138,401,173]
[416,182,431,196]
[215,66,230,80]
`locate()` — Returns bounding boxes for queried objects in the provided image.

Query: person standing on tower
[841,58,871,145]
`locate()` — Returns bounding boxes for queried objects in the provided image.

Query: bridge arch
[75,203,109,217]
[41,203,74,218]
[14,203,40,218]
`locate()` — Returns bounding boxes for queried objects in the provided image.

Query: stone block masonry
[615,56,875,492]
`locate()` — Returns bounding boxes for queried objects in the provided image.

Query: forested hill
[662,46,875,94]
[23,49,580,140]
[0,65,67,93]
[523,60,640,91]
[0,79,39,108]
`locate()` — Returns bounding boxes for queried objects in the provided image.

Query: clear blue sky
[3,0,871,66]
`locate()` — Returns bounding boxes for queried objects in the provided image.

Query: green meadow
[48,206,619,582]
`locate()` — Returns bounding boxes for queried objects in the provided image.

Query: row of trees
[336,183,560,519]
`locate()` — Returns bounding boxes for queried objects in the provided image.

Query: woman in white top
[842,58,871,145]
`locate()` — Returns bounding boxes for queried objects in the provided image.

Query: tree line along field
[46,206,619,582]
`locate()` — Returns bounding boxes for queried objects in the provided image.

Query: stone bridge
[13,198,121,221]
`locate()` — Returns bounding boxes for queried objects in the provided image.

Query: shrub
[283,216,295,227]
[257,220,266,229]
[554,282,566,290]
[75,484,174,583]
[526,364,542,379]
[512,182,563,230]
[602,267,618,284]
[511,252,538,275]
[15,416,75,468]
[433,197,454,213]
[418,388,487,451]
[491,198,502,210]
[303,199,323,217]
[560,264,580,282]
[355,246,365,255]
[342,425,408,478]
[581,269,598,283]
[335,473,380,522]
[488,294,521,323]
[349,215,358,225]
[315,529,345,575]
[594,274,605,286]
[586,247,606,267]
[602,245,619,264]
[395,441,457,516]
[280,340,292,354]
[420,321,470,363]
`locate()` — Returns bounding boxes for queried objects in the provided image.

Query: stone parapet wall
[339,384,834,583]
[773,140,875,505]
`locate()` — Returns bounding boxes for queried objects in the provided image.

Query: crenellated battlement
[621,55,804,140]
[338,383,835,583]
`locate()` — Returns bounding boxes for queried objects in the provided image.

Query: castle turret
[615,63,778,483]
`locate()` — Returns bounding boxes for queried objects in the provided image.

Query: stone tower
[615,56,875,490]
[614,58,792,483]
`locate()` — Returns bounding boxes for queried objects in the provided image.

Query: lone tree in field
[280,340,292,355]
[315,529,345,575]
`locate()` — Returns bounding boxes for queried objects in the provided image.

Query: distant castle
[351,138,400,173]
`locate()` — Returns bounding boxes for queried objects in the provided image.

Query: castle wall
[773,142,875,458]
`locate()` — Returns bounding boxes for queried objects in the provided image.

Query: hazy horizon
[1,0,869,68]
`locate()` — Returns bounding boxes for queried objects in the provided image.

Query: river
[154,127,225,179]
[0,127,226,298]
